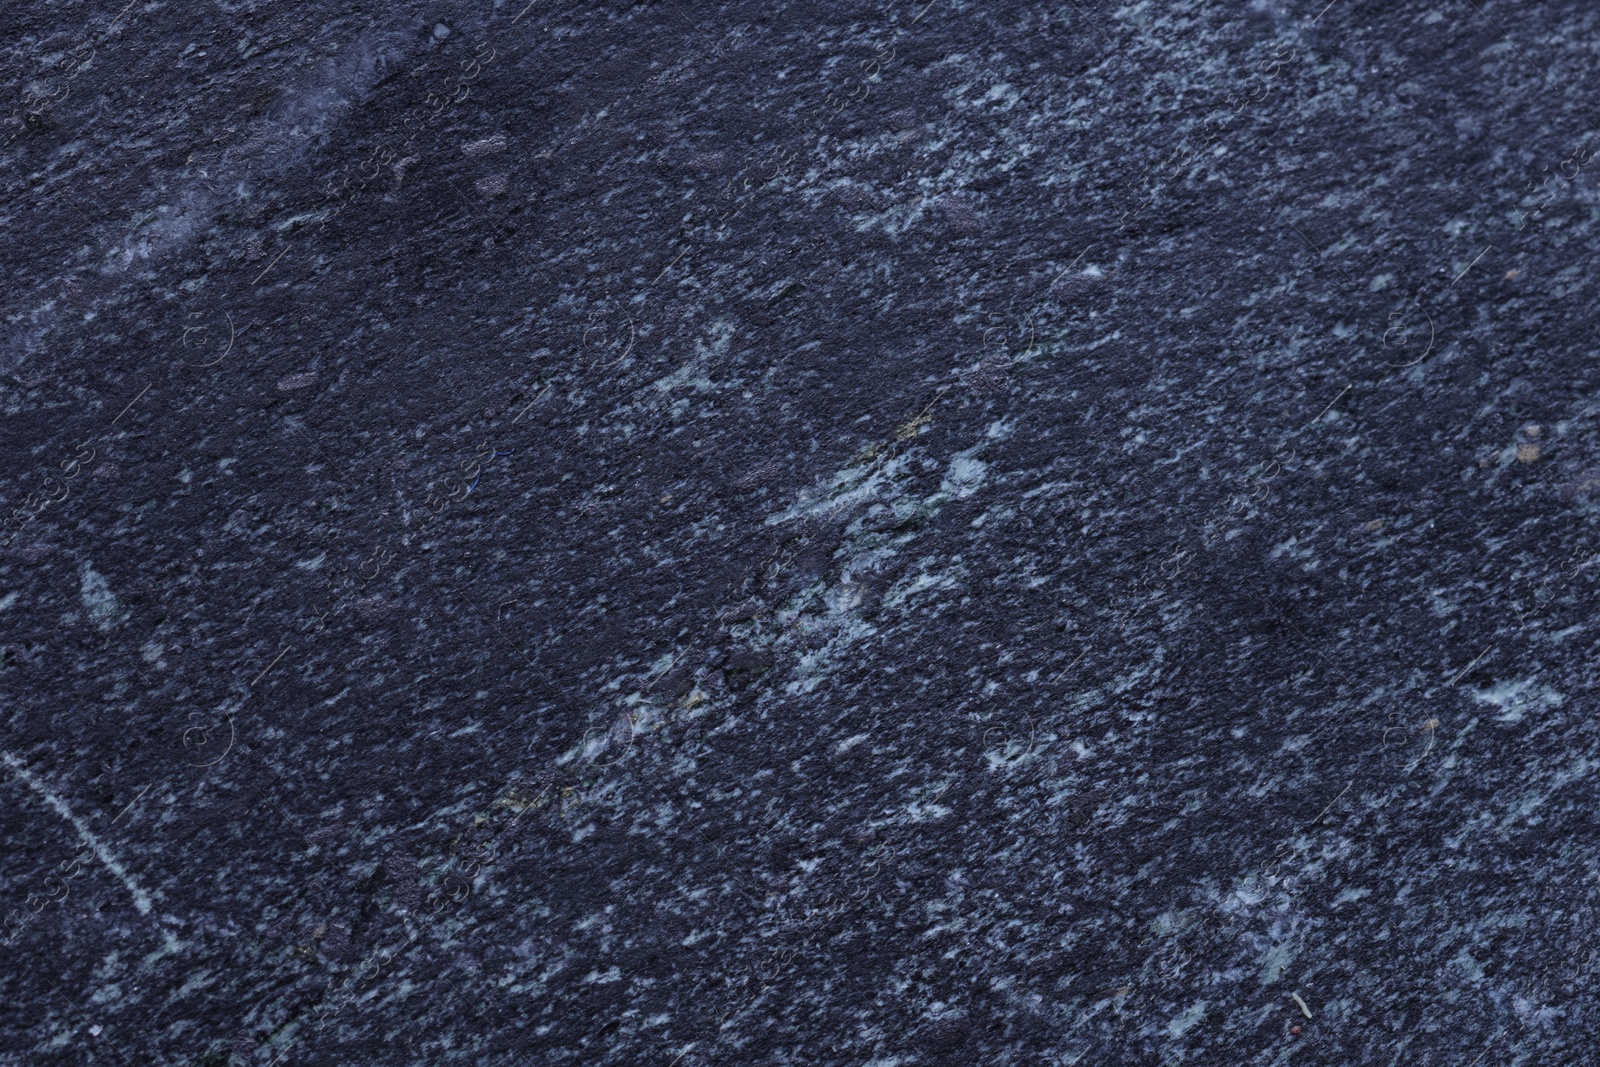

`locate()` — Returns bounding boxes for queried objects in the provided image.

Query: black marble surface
[5,0,1600,1063]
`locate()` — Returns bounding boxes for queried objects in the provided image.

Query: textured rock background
[4,0,1600,1063]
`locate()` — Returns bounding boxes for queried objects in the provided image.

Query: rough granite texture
[4,0,1600,1063]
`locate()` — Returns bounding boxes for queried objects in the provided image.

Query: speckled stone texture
[5,0,1600,1063]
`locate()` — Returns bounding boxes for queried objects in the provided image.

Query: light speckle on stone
[462,135,508,159]
[275,371,319,391]
[79,563,124,632]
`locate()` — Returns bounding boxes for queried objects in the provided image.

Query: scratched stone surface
[4,0,1600,1063]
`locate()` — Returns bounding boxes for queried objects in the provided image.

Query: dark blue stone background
[4,0,1600,1062]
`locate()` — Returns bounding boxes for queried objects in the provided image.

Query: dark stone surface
[5,0,1600,1063]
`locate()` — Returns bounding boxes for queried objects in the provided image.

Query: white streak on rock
[1,751,154,917]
